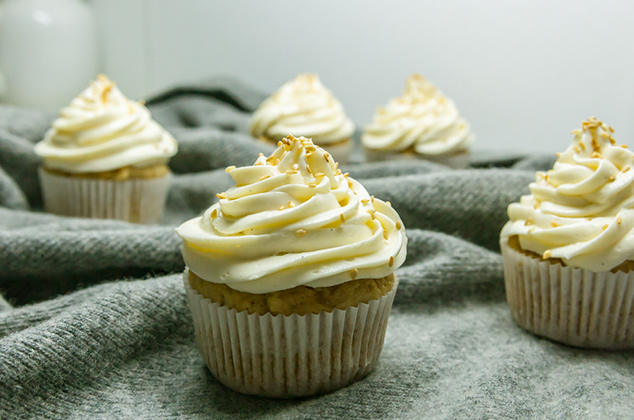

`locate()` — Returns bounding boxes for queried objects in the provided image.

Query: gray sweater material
[1,78,632,419]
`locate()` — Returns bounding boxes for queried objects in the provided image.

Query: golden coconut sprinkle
[624,167,631,173]
[386,201,391,207]
[396,221,402,230]
[622,144,629,149]
[278,205,285,211]
[550,220,560,227]
[216,193,227,199]
[525,218,533,226]
[371,195,375,202]
[389,256,394,267]
[350,268,359,280]
[556,153,561,157]
[579,142,586,150]
[286,170,297,175]
[361,198,370,204]
[591,152,603,159]
[603,224,609,230]
[259,175,270,181]
[340,214,345,224]
[288,201,295,208]
[308,183,317,188]
[609,175,616,182]
[543,250,552,259]
[210,209,217,218]
[295,229,307,237]
[225,166,236,173]
[617,217,623,224]
[292,163,299,171]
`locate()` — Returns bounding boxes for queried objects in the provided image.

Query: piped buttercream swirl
[250,74,355,145]
[177,136,407,294]
[501,118,634,271]
[35,75,177,173]
[362,74,474,155]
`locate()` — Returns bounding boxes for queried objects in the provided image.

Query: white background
[88,1,634,153]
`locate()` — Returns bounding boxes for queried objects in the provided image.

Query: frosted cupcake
[177,135,407,397]
[362,74,474,168]
[500,118,634,349]
[250,74,355,164]
[35,75,177,224]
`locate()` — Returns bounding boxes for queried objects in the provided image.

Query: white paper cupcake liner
[500,237,634,349]
[39,167,171,224]
[364,147,470,169]
[183,269,398,398]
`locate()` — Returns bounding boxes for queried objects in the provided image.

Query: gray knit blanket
[1,79,633,419]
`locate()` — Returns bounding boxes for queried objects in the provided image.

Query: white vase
[0,0,99,110]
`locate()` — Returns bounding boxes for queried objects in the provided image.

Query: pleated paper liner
[183,269,398,398]
[39,167,171,224]
[500,237,634,349]
[363,147,470,169]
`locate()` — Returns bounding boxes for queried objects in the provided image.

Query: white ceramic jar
[0,0,99,110]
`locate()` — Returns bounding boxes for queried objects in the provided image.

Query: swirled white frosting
[362,74,474,155]
[501,118,634,271]
[34,75,177,173]
[177,136,407,294]
[250,74,355,145]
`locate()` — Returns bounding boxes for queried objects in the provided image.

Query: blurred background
[1,0,633,154]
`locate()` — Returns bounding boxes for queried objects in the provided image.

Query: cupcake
[176,135,407,397]
[34,75,178,224]
[249,74,355,164]
[500,117,634,349]
[362,74,474,168]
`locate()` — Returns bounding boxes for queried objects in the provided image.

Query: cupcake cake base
[39,165,172,224]
[500,237,634,349]
[364,147,470,169]
[183,269,398,398]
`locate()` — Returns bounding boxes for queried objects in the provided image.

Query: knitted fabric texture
[1,78,633,419]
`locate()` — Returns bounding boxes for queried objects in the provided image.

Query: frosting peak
[35,75,177,173]
[501,118,634,271]
[362,73,474,155]
[250,74,355,145]
[177,136,407,294]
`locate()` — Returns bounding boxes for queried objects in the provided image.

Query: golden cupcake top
[176,135,408,294]
[249,74,355,145]
[362,73,474,155]
[34,75,177,173]
[501,117,634,271]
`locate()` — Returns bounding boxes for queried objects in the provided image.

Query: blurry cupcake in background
[250,74,355,164]
[362,74,474,168]
[177,135,407,398]
[35,75,177,224]
[501,118,634,349]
